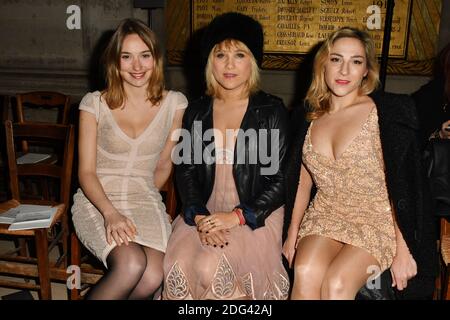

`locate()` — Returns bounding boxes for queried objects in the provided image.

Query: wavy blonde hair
[305,27,380,120]
[205,39,260,99]
[102,18,164,109]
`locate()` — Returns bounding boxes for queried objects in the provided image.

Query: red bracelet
[233,208,245,225]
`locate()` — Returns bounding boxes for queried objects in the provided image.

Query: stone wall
[0,0,147,98]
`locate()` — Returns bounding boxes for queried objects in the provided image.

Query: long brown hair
[102,18,164,109]
[305,27,380,120]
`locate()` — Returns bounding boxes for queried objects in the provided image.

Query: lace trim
[164,262,193,300]
[165,255,288,300]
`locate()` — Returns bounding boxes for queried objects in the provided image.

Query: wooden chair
[14,92,71,201]
[69,170,178,300]
[440,218,450,300]
[0,120,75,299]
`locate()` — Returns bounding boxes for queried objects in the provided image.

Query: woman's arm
[78,110,136,245]
[176,107,211,225]
[235,101,289,229]
[282,164,313,267]
[153,108,185,189]
[389,209,418,291]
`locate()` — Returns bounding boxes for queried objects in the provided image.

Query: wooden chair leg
[166,184,177,219]
[61,216,69,268]
[17,238,32,284]
[35,229,51,300]
[70,231,81,300]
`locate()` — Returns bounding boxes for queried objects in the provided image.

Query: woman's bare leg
[320,244,380,300]
[291,235,343,299]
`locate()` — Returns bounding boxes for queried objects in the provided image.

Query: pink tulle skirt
[163,162,289,300]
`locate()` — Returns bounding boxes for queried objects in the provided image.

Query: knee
[115,251,147,280]
[291,262,323,299]
[321,274,346,299]
[129,254,147,276]
[293,262,320,287]
[192,253,219,287]
[137,268,164,298]
[146,265,164,290]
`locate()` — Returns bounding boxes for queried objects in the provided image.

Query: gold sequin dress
[298,108,396,271]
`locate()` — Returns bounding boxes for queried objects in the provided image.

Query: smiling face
[210,41,253,97]
[119,33,154,89]
[324,37,369,100]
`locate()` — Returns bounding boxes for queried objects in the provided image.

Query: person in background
[163,12,289,300]
[71,18,187,299]
[412,42,450,143]
[283,27,437,299]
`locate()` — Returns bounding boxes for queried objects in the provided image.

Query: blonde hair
[102,18,164,109]
[305,27,380,120]
[205,39,260,99]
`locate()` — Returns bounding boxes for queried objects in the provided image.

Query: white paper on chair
[0,208,20,224]
[0,205,57,230]
[16,153,51,164]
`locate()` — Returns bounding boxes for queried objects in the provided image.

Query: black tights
[86,243,164,300]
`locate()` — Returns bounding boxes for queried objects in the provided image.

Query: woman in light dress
[71,18,187,299]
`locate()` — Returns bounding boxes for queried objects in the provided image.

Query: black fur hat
[202,12,264,66]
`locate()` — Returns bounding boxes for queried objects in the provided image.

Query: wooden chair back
[16,91,71,125]
[5,120,74,205]
[15,91,71,156]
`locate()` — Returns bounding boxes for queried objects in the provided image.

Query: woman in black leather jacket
[162,12,289,300]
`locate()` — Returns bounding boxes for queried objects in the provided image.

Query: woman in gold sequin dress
[282,28,424,299]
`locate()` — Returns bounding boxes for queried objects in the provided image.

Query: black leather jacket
[176,90,288,229]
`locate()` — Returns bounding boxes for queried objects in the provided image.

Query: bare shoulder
[360,95,376,108]
[354,95,375,109]
[346,96,376,118]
